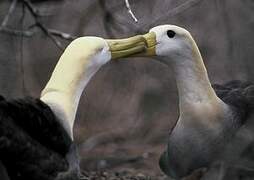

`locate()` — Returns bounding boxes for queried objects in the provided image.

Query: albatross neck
[40,38,110,139]
[172,39,220,113]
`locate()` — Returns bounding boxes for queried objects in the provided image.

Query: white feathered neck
[172,36,226,118]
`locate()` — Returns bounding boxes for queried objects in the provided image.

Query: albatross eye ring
[167,30,176,38]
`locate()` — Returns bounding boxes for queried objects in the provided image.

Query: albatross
[134,25,254,179]
[0,35,149,179]
[40,36,148,140]
[1,24,253,179]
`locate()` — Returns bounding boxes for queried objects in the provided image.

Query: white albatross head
[139,25,201,67]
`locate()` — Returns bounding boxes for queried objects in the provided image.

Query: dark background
[0,0,254,179]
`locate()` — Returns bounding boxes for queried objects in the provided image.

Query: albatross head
[140,25,200,66]
[41,35,150,140]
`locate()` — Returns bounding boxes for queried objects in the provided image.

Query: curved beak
[106,32,156,59]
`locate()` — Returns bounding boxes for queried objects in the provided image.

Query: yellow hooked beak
[106,32,156,59]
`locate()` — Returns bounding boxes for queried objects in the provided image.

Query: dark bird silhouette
[0,97,72,180]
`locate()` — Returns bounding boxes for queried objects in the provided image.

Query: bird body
[0,37,113,179]
[137,25,254,178]
[1,22,252,179]
[0,97,71,180]
[160,80,254,178]
[0,35,148,179]
[153,26,238,177]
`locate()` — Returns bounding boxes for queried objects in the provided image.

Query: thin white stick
[124,0,138,22]
[1,0,17,27]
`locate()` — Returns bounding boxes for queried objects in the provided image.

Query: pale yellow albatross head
[40,35,150,140]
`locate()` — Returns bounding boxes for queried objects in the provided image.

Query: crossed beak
[106,32,156,59]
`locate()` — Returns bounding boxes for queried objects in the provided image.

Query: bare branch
[36,23,64,50]
[1,0,18,27]
[22,0,39,17]
[124,0,138,22]
[0,26,34,37]
[102,0,203,36]
[48,29,77,41]
[0,0,77,50]
[143,0,203,29]
[22,0,65,50]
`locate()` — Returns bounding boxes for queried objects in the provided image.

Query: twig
[124,0,138,23]
[22,0,39,17]
[143,0,203,29]
[0,26,34,36]
[22,0,64,50]
[122,0,203,31]
[0,0,77,50]
[36,22,64,50]
[22,0,53,17]
[1,0,18,27]
[19,2,28,95]
[48,29,77,41]
[104,0,203,35]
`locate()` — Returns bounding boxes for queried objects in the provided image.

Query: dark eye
[167,30,176,38]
